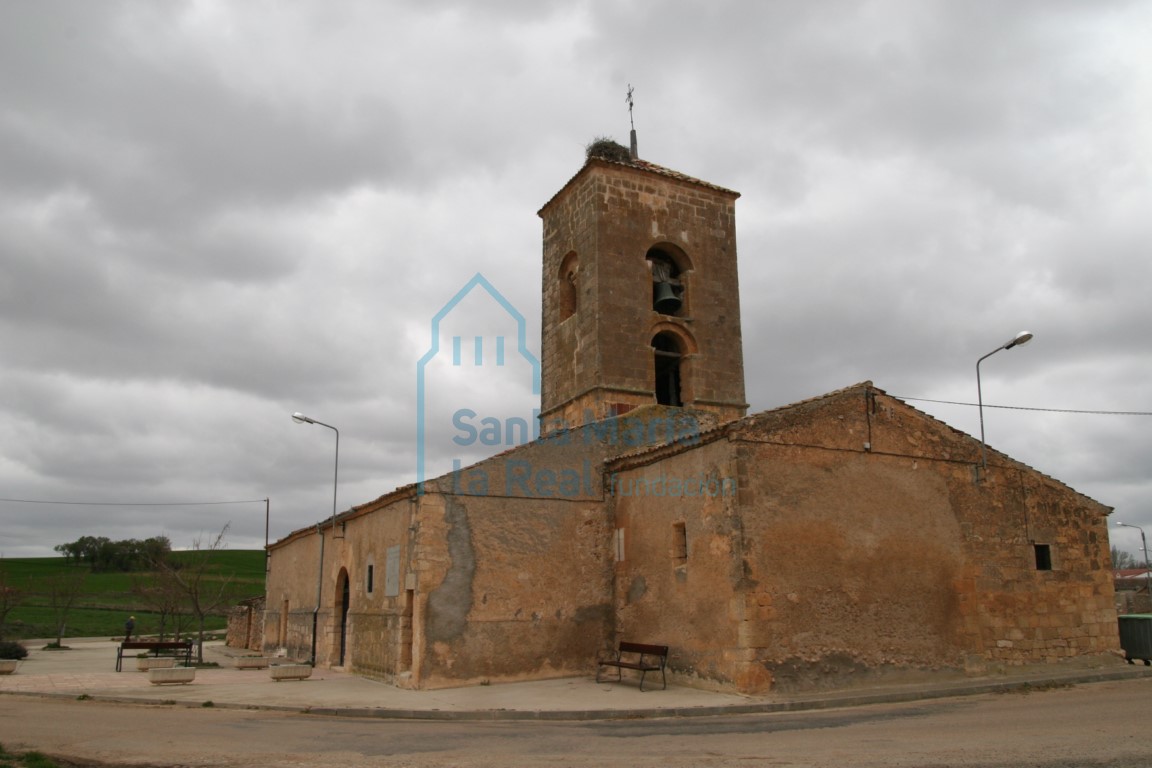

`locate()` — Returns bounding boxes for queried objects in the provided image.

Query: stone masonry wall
[226,597,265,652]
[608,437,746,691]
[407,411,693,688]
[731,442,974,692]
[264,528,329,662]
[607,384,1117,694]
[264,493,414,676]
[864,388,1117,670]
[540,170,599,426]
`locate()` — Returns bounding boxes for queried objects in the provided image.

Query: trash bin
[1118,614,1152,665]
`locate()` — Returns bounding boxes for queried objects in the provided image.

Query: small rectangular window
[1034,544,1052,571]
[673,522,688,563]
[366,564,374,593]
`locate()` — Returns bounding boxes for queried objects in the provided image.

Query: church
[262,141,1119,693]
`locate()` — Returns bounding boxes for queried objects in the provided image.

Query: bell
[653,282,681,314]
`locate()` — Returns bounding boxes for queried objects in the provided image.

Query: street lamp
[292,411,340,666]
[976,331,1033,480]
[1115,522,1152,598]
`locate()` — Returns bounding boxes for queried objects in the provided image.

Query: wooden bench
[115,641,193,672]
[596,641,668,691]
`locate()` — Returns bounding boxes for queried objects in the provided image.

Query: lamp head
[1004,331,1033,350]
[292,412,313,424]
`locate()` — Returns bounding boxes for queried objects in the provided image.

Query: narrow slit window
[653,332,683,407]
[1034,544,1052,571]
[367,564,375,593]
[559,253,578,321]
[673,522,688,563]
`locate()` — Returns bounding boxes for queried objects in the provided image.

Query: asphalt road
[2,678,1151,767]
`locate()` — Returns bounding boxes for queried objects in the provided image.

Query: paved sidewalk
[2,637,1150,720]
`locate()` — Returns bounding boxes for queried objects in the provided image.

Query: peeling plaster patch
[627,575,647,604]
[573,602,612,625]
[426,497,475,642]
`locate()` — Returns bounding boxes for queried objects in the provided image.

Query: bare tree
[45,567,88,647]
[130,575,187,641]
[0,565,26,641]
[157,524,236,663]
[1112,546,1140,570]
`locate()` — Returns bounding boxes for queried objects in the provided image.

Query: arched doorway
[653,332,683,407]
[335,569,350,667]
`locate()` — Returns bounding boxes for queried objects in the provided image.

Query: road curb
[6,665,1149,721]
[298,666,1152,721]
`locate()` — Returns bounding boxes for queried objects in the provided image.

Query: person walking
[125,615,135,641]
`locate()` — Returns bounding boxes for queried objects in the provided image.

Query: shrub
[0,640,28,660]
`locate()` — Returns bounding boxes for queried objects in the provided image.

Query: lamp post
[292,412,339,666]
[976,331,1033,480]
[264,497,270,575]
[1116,522,1152,598]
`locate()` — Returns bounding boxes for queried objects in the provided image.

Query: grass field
[0,742,60,768]
[0,551,266,642]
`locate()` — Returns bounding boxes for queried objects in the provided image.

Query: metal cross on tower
[626,84,638,159]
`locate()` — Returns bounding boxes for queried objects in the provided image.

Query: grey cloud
[1,0,1150,558]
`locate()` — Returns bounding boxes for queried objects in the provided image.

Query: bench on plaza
[115,640,193,672]
[595,641,668,691]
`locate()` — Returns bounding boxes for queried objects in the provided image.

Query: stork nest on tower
[585,137,632,163]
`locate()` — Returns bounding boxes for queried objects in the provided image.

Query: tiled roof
[735,381,876,429]
[625,157,741,196]
[605,382,875,468]
[878,387,1109,509]
[607,381,1110,509]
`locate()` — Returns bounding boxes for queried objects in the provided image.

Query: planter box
[233,656,270,670]
[0,659,18,675]
[148,666,196,685]
[137,657,176,672]
[269,664,312,681]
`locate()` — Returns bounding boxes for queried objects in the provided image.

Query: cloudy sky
[2,1,1150,561]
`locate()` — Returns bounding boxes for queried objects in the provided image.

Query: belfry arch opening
[653,332,683,407]
[646,246,688,316]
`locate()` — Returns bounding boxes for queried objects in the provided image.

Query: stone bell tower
[537,141,748,432]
